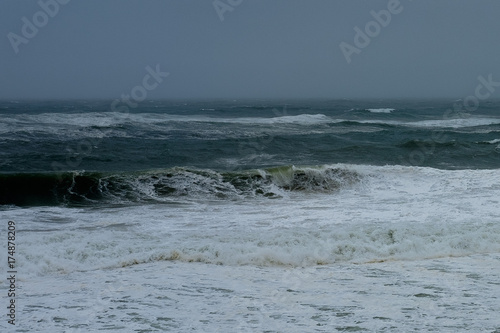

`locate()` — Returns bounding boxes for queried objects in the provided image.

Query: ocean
[1,99,500,332]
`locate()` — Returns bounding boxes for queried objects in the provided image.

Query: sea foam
[8,164,500,277]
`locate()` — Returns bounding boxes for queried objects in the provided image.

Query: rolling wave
[0,165,361,206]
[2,112,500,138]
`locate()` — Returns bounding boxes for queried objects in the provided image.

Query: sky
[1,0,500,100]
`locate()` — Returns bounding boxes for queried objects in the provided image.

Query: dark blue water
[1,99,499,206]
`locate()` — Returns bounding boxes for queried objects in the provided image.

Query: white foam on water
[3,112,500,143]
[141,113,332,125]
[350,117,500,129]
[5,164,500,277]
[408,117,500,128]
[0,112,333,128]
[367,108,395,113]
[4,164,500,331]
[15,254,500,332]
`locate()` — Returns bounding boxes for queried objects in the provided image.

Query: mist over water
[2,1,500,100]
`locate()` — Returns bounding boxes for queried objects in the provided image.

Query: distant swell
[0,165,361,206]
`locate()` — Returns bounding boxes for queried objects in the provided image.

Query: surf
[0,165,362,207]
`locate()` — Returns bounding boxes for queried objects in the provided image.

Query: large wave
[7,163,500,277]
[0,165,361,206]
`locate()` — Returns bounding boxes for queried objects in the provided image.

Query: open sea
[1,99,500,332]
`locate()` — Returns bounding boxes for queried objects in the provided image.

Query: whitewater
[1,100,500,332]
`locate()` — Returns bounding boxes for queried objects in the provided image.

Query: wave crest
[0,165,361,206]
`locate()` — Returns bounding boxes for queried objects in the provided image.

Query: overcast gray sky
[1,0,500,100]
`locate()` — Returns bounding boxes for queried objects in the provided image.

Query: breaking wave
[0,165,361,206]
